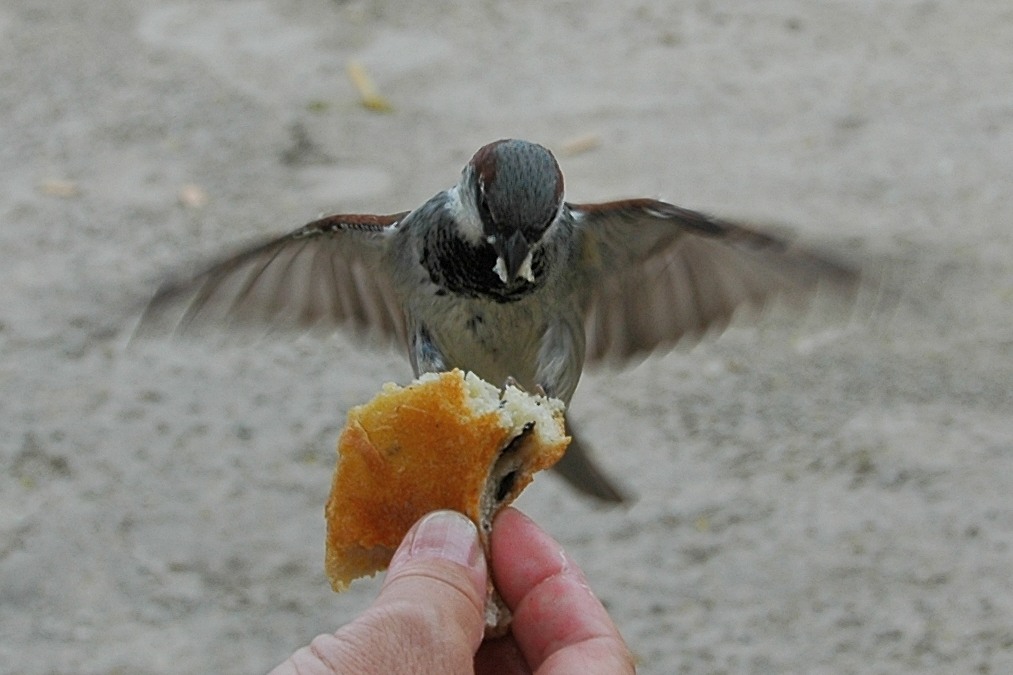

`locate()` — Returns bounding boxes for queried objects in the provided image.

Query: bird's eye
[476,183,496,233]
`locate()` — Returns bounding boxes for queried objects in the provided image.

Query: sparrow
[137,138,858,502]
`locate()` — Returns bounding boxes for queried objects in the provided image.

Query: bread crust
[324,369,569,594]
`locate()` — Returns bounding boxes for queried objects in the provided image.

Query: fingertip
[489,508,634,673]
[489,507,569,609]
[383,510,488,614]
[274,512,492,675]
[390,509,484,572]
[375,510,489,661]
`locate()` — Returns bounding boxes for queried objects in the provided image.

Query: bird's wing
[569,198,859,363]
[134,212,411,344]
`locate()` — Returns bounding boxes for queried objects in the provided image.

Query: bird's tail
[552,424,629,504]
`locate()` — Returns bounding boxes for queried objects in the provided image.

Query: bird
[136,138,859,503]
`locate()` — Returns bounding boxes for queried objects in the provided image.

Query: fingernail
[392,511,482,570]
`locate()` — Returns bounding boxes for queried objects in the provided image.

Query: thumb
[272,511,488,675]
[380,508,489,635]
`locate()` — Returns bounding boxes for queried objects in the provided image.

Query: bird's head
[461,139,564,284]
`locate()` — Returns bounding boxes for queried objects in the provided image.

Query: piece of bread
[324,369,569,631]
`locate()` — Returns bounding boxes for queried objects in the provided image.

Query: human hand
[270,507,634,674]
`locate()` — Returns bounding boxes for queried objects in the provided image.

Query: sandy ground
[2,1,1012,673]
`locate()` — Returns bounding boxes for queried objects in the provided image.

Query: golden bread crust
[324,369,568,591]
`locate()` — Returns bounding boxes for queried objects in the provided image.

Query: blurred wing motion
[571,198,860,363]
[134,212,410,344]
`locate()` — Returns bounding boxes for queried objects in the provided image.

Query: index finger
[489,508,635,674]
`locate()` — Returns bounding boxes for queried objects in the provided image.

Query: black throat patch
[421,230,546,303]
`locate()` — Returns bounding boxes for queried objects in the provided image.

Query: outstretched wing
[570,199,860,363]
[134,212,411,344]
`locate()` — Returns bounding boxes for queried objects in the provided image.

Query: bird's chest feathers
[417,291,551,387]
[431,295,545,362]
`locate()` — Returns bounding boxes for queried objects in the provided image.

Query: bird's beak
[493,230,533,284]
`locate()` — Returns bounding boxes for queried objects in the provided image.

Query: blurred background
[2,1,1011,672]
